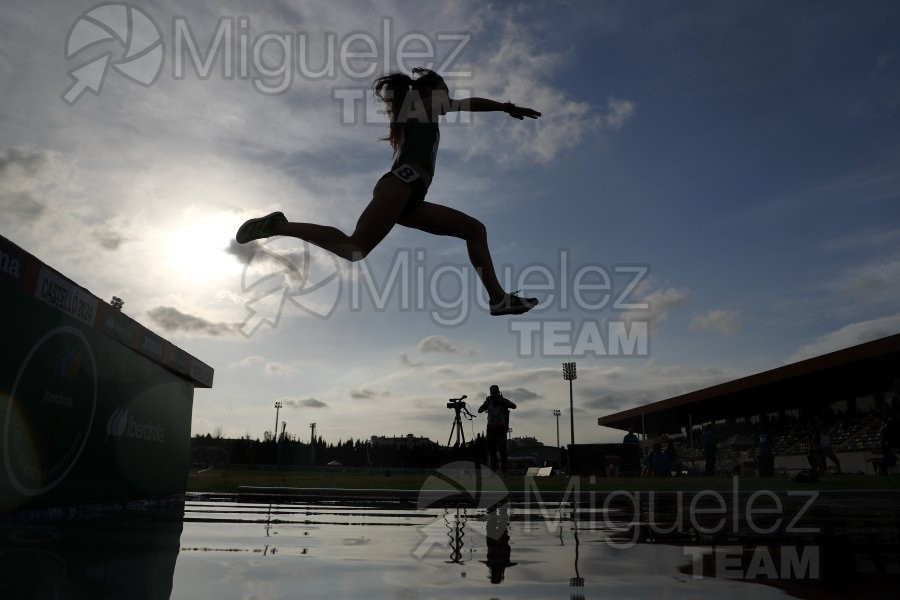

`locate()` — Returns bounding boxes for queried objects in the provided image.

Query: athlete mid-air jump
[236,68,541,316]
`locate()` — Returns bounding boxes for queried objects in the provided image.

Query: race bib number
[392,164,420,183]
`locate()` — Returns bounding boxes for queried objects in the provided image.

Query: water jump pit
[2,479,900,599]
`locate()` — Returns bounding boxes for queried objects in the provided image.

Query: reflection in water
[570,506,584,590]
[1,491,899,598]
[444,507,467,565]
[0,500,184,600]
[482,501,517,584]
[440,503,519,583]
[589,489,900,598]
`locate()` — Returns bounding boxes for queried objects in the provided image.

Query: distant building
[508,436,541,450]
[370,434,434,449]
[507,438,561,468]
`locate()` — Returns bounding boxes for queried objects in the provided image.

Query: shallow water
[175,500,787,600]
[2,493,899,599]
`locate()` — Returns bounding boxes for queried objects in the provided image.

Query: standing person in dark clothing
[807,428,825,474]
[758,430,775,477]
[478,385,517,474]
[664,436,679,475]
[819,429,841,474]
[702,426,716,476]
[623,428,639,444]
[881,417,900,474]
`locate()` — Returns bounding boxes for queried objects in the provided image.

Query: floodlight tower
[310,423,317,466]
[273,401,283,442]
[553,409,562,448]
[562,362,577,446]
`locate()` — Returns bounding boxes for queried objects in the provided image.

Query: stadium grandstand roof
[599,333,900,435]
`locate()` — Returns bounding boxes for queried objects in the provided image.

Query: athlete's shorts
[379,164,430,216]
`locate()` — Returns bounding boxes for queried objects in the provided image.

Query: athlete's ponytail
[374,68,445,151]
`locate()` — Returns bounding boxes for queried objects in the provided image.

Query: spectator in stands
[807,428,825,474]
[891,380,900,416]
[758,430,775,477]
[880,417,900,474]
[649,442,672,477]
[819,429,841,474]
[886,415,900,447]
[702,426,716,476]
[623,428,639,444]
[664,436,679,474]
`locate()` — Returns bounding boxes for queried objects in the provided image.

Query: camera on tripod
[447,395,468,410]
[446,395,476,447]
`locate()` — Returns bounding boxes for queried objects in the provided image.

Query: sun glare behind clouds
[162,207,243,286]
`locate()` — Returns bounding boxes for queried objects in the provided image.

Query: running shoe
[235,211,287,244]
[489,291,539,316]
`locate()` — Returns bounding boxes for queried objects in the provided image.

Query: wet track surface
[2,489,900,599]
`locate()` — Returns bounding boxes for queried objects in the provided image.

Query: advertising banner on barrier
[0,235,213,510]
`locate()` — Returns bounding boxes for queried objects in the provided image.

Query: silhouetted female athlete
[236,68,541,315]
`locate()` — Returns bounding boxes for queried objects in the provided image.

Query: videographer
[478,385,517,474]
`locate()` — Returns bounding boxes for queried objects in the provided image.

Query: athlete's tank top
[391,121,440,176]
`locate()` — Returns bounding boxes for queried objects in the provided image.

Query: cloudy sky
[3,0,899,446]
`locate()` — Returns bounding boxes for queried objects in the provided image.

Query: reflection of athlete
[236,68,541,316]
[482,501,517,584]
[478,385,517,472]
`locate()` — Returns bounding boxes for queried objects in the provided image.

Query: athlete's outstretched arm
[449,97,541,120]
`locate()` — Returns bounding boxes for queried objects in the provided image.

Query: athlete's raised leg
[239,175,410,262]
[398,202,537,314]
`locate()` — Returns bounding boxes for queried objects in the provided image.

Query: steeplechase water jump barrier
[0,234,213,511]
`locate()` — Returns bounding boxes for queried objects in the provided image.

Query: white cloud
[281,397,328,409]
[349,388,382,399]
[821,226,900,253]
[232,355,299,375]
[690,309,742,335]
[436,10,634,165]
[604,97,636,130]
[418,334,474,355]
[399,353,424,368]
[265,361,300,376]
[622,286,692,331]
[0,146,76,232]
[828,256,900,309]
[146,306,236,337]
[786,313,900,363]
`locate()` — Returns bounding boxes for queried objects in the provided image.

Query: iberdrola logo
[62,3,164,105]
[105,406,166,444]
[106,406,128,440]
